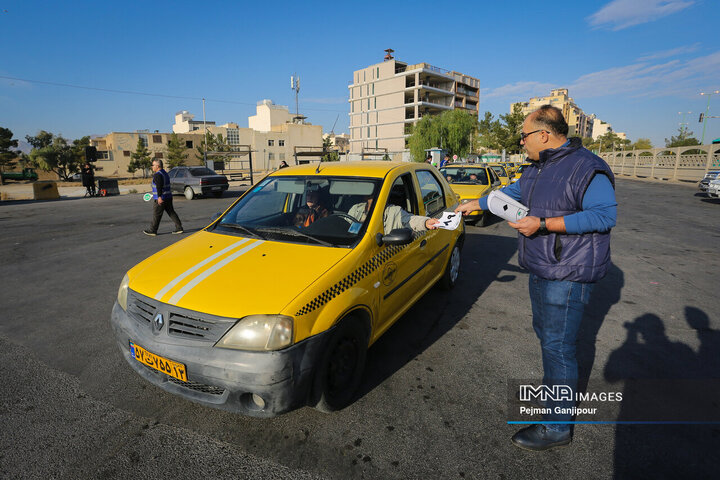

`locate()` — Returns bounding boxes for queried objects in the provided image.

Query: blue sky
[1,0,719,148]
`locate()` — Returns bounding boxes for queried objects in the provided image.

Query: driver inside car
[293,190,329,227]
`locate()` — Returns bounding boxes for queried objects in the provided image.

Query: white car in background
[707,176,720,198]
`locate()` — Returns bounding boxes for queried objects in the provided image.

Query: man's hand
[508,216,540,236]
[157,198,164,205]
[454,199,480,216]
[426,218,440,230]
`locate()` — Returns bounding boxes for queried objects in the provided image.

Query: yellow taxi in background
[111,162,464,417]
[510,163,532,183]
[439,164,502,226]
[487,163,512,187]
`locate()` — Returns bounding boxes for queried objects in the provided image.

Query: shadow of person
[685,306,720,378]
[577,263,624,395]
[605,312,720,478]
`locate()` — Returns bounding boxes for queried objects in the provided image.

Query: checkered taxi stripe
[295,231,425,316]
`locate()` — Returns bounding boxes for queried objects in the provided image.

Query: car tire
[184,186,195,200]
[312,318,368,413]
[438,240,462,290]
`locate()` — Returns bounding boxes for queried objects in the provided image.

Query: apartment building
[512,88,593,138]
[90,100,322,176]
[348,55,480,156]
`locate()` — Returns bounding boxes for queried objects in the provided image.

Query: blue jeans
[529,273,594,432]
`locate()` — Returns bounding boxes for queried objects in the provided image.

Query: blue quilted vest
[151,169,172,201]
[518,137,614,282]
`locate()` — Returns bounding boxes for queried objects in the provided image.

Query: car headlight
[216,315,293,351]
[117,274,130,311]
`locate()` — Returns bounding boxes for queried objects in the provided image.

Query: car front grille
[138,363,226,396]
[127,290,236,343]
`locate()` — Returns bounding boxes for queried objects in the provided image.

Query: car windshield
[211,175,383,247]
[440,167,489,185]
[190,167,217,176]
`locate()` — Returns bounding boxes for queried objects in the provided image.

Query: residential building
[91,100,322,176]
[348,54,480,157]
[512,88,592,138]
[323,133,350,153]
[172,111,216,133]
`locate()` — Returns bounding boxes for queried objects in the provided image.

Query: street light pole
[699,90,719,145]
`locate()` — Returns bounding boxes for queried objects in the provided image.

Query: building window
[123,151,130,157]
[185,140,193,148]
[227,129,239,145]
[372,83,375,95]
[152,135,162,143]
[268,139,274,146]
[154,152,163,158]
[377,67,379,78]
[374,97,377,109]
[367,98,370,110]
[268,152,274,160]
[279,139,285,146]
[279,153,285,161]
[367,127,371,138]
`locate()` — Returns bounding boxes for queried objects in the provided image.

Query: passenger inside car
[348,186,438,234]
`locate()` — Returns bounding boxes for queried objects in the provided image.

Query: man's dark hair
[532,105,569,137]
[153,158,164,168]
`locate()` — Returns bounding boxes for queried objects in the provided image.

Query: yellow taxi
[439,164,502,226]
[510,163,532,183]
[487,163,512,187]
[111,162,464,417]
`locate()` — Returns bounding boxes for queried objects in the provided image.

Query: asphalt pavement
[0,179,719,479]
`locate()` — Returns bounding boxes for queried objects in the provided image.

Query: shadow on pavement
[604,307,720,477]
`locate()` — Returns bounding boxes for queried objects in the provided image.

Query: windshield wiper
[257,227,334,247]
[216,222,265,239]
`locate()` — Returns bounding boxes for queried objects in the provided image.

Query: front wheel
[313,319,368,413]
[438,241,461,290]
[184,186,195,200]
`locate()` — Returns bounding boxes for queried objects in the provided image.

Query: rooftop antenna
[290,73,300,119]
[331,114,339,134]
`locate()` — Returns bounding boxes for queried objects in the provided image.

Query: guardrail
[600,144,720,182]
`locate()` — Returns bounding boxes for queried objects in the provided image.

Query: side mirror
[377,228,413,246]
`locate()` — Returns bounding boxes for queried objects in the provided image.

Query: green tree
[166,133,187,168]
[496,104,526,154]
[665,125,700,147]
[632,138,653,150]
[321,136,340,161]
[0,127,20,182]
[196,132,230,165]
[128,137,152,177]
[583,132,632,153]
[477,112,501,151]
[407,110,478,161]
[27,131,85,180]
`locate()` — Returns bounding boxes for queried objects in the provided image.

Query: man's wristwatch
[538,217,549,235]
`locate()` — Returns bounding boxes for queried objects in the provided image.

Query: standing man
[456,105,617,451]
[143,159,184,236]
[81,162,96,197]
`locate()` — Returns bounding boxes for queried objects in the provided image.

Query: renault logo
[153,313,164,332]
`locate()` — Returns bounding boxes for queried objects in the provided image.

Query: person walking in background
[456,105,617,451]
[143,159,183,236]
[81,162,96,197]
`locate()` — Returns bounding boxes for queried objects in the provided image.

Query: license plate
[130,342,187,382]
[212,186,221,190]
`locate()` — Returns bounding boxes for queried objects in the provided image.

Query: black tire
[313,319,368,413]
[439,241,461,290]
[184,186,195,200]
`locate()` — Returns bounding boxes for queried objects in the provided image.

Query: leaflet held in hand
[487,190,529,222]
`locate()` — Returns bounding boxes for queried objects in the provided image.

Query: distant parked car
[699,170,720,194]
[168,166,229,200]
[707,176,720,198]
[70,172,82,182]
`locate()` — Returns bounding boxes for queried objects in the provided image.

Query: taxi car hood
[127,231,350,318]
[449,183,493,199]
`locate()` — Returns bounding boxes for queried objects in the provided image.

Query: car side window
[416,170,446,216]
[168,169,177,178]
[388,174,418,214]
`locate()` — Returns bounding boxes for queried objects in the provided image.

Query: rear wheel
[313,319,368,413]
[439,241,461,290]
[184,186,195,200]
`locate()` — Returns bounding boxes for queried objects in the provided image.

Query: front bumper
[110,301,328,417]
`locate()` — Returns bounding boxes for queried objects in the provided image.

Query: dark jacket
[519,137,614,282]
[81,164,94,188]
[152,169,172,201]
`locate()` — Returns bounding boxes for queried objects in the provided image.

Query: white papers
[487,190,529,222]
[435,211,462,230]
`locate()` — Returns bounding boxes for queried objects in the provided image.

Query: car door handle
[420,239,427,248]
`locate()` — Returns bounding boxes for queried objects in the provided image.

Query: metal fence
[600,144,720,182]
